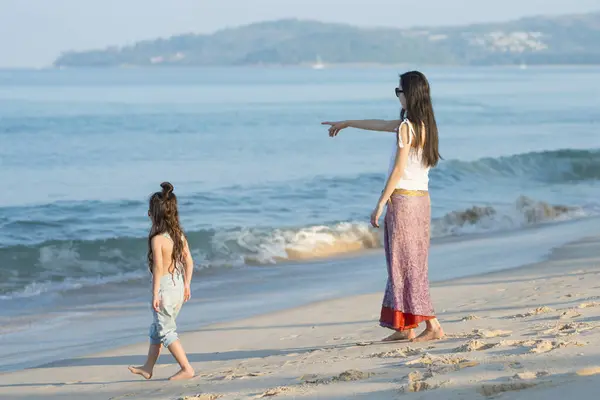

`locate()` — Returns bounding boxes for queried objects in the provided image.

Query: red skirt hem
[380,306,435,331]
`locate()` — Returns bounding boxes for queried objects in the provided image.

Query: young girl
[129,182,195,380]
[322,71,444,342]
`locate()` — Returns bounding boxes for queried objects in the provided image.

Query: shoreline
[2,233,600,398]
[3,213,597,305]
[2,215,600,374]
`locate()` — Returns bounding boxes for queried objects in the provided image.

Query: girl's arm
[322,119,400,136]
[151,236,164,311]
[182,237,194,301]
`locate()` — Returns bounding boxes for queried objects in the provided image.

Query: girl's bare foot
[169,367,195,381]
[128,365,152,380]
[382,330,416,342]
[411,328,444,343]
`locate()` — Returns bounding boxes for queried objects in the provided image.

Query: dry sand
[2,236,600,399]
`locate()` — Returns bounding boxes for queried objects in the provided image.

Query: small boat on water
[312,55,325,70]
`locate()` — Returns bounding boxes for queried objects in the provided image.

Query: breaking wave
[1,195,591,300]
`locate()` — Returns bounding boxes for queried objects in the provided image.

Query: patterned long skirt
[379,190,435,331]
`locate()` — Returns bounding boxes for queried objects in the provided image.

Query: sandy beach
[1,234,600,399]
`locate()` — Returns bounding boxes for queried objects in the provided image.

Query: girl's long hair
[400,71,441,167]
[147,182,185,275]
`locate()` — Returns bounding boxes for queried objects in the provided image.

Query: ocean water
[1,66,600,370]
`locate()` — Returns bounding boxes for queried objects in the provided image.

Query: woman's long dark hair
[147,182,185,275]
[400,71,441,168]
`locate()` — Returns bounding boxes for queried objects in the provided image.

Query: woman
[322,71,444,342]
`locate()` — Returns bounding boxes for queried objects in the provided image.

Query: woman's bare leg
[412,318,444,342]
[382,328,416,341]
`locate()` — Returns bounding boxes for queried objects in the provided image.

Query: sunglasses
[395,87,403,97]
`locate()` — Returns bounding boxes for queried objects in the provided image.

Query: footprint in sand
[511,306,554,318]
[369,346,422,359]
[473,329,512,338]
[432,361,479,376]
[512,371,549,380]
[406,379,432,392]
[406,354,479,375]
[543,321,597,336]
[301,369,374,386]
[446,332,475,339]
[529,340,554,354]
[332,370,373,382]
[499,338,585,353]
[213,370,270,381]
[479,382,539,396]
[405,354,438,368]
[179,394,223,400]
[257,387,293,398]
[453,340,499,353]
[404,371,432,393]
[401,370,450,393]
[529,340,586,354]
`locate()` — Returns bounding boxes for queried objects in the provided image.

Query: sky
[0,0,598,67]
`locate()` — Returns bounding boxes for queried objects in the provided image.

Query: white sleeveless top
[387,119,430,191]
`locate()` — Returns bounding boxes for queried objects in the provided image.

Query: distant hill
[54,12,600,67]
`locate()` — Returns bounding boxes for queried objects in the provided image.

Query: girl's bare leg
[167,340,195,380]
[128,343,161,379]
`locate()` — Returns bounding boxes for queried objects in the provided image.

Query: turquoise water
[1,66,600,301]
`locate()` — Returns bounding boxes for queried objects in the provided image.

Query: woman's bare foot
[382,330,416,342]
[411,328,444,343]
[169,367,195,381]
[128,365,152,380]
